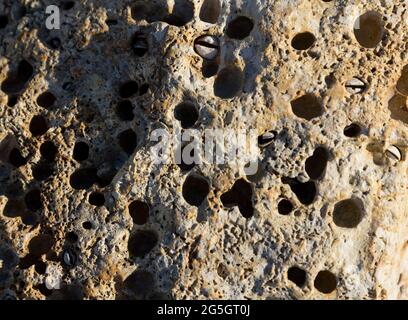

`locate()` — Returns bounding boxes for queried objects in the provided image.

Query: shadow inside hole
[88,191,105,207]
[24,189,42,212]
[354,11,384,48]
[202,60,219,78]
[199,0,221,24]
[124,269,156,299]
[226,16,254,40]
[174,102,199,129]
[287,266,307,288]
[282,177,317,205]
[128,200,150,225]
[8,148,27,168]
[40,141,58,162]
[128,230,158,258]
[182,175,210,207]
[314,270,337,294]
[305,147,329,180]
[1,59,34,95]
[332,198,363,228]
[291,32,316,50]
[214,66,244,99]
[118,129,138,155]
[290,94,323,121]
[32,162,54,181]
[116,100,135,121]
[69,168,98,190]
[29,115,49,137]
[119,81,139,98]
[37,91,56,110]
[220,178,254,218]
[73,141,89,162]
[278,199,293,215]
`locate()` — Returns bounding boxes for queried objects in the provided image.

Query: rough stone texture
[1,0,408,300]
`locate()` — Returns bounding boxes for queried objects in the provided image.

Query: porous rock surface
[0,0,408,300]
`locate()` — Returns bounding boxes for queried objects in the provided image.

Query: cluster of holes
[287,267,337,294]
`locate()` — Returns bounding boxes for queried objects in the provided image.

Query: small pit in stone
[354,11,384,48]
[0,15,8,29]
[73,141,89,162]
[9,148,27,168]
[24,189,42,212]
[88,192,105,207]
[116,100,135,121]
[118,129,138,155]
[174,102,199,129]
[128,230,158,258]
[282,178,317,206]
[40,141,58,162]
[226,16,254,40]
[28,234,54,257]
[305,147,329,180]
[29,115,49,137]
[278,199,294,215]
[214,66,244,99]
[314,270,337,294]
[32,162,54,181]
[290,94,323,121]
[1,59,34,94]
[344,123,362,138]
[333,198,364,228]
[69,168,97,190]
[199,0,221,24]
[287,266,307,288]
[182,175,210,207]
[128,200,150,225]
[291,32,316,50]
[124,270,155,297]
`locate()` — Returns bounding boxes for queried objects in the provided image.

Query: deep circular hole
[37,91,56,109]
[214,66,244,99]
[118,129,138,155]
[82,221,93,230]
[1,60,34,95]
[128,200,150,225]
[35,261,47,275]
[174,102,199,129]
[0,15,8,29]
[88,192,105,207]
[29,115,49,137]
[305,147,329,180]
[344,123,362,137]
[226,16,254,40]
[202,61,219,78]
[124,270,155,297]
[278,199,293,215]
[132,33,148,57]
[69,168,97,190]
[290,94,323,120]
[28,234,54,257]
[291,32,316,50]
[287,266,307,288]
[66,232,79,243]
[32,162,54,181]
[24,189,42,212]
[182,175,210,207]
[73,141,89,162]
[283,178,317,206]
[119,81,139,99]
[314,270,337,294]
[40,141,58,162]
[220,178,254,218]
[8,148,27,168]
[199,0,221,24]
[116,100,135,121]
[128,230,158,258]
[333,198,363,228]
[354,11,384,48]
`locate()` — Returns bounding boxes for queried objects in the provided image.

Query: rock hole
[28,234,54,257]
[0,15,8,29]
[182,175,210,207]
[118,129,138,155]
[226,16,254,40]
[174,102,199,129]
[305,147,329,180]
[124,270,155,297]
[214,66,244,99]
[47,37,62,50]
[116,100,135,121]
[128,230,158,258]
[88,192,105,207]
[8,95,18,107]
[35,261,47,275]
[290,94,323,120]
[287,266,307,288]
[163,0,194,26]
[344,123,362,137]
[282,178,317,205]
[82,221,93,230]
[8,148,27,168]
[314,270,337,294]
[354,11,384,48]
[221,178,254,218]
[119,81,139,98]
[139,83,149,96]
[40,141,58,162]
[24,189,42,212]
[1,59,34,94]
[29,115,49,137]
[202,61,219,78]
[61,1,75,10]
[73,141,89,162]
[278,199,294,215]
[199,0,221,24]
[37,91,56,110]
[67,232,78,243]
[128,200,150,225]
[32,162,54,181]
[333,198,363,228]
[131,33,148,57]
[69,168,97,190]
[291,32,316,50]
[388,94,408,124]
